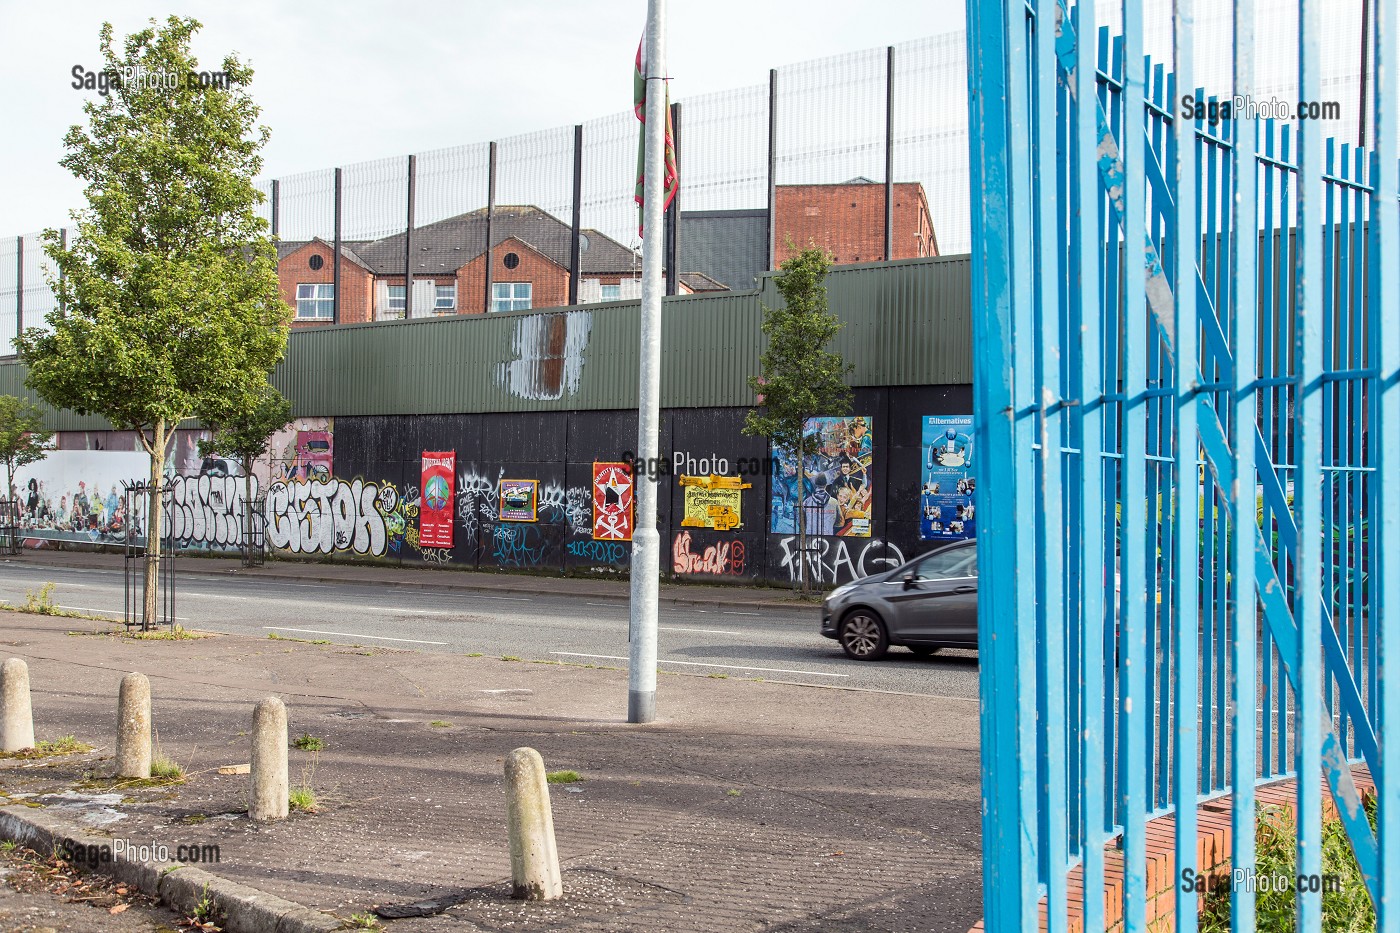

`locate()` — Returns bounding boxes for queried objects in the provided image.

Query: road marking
[659,626,743,636]
[721,611,761,616]
[60,605,190,621]
[262,626,447,646]
[584,602,620,608]
[549,652,848,678]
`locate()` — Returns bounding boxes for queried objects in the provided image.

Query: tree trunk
[143,420,168,629]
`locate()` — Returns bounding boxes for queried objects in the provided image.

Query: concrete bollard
[249,697,288,821]
[115,672,151,779]
[0,658,35,752]
[504,747,562,900]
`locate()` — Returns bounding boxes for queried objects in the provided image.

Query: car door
[882,543,978,645]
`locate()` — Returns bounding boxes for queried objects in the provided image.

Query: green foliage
[742,246,853,456]
[291,733,325,751]
[198,381,291,469]
[17,17,289,453]
[546,770,582,784]
[0,395,52,496]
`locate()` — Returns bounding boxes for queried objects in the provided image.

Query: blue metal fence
[967,0,1398,929]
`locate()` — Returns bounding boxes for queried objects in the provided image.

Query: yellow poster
[679,475,750,531]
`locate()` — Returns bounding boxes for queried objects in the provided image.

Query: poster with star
[592,462,633,541]
[418,451,456,548]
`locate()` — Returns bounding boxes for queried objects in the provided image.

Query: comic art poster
[769,415,873,538]
[680,475,749,531]
[418,451,456,548]
[592,463,634,540]
[920,415,976,540]
[498,479,539,522]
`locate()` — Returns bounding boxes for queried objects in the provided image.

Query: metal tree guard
[0,498,18,556]
[966,0,1397,930]
[122,480,176,631]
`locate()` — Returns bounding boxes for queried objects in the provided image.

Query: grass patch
[465,652,484,658]
[707,673,728,679]
[124,624,207,640]
[268,632,333,645]
[150,754,184,782]
[291,733,325,752]
[1199,798,1377,932]
[0,583,107,622]
[429,720,452,728]
[288,786,318,812]
[343,912,383,930]
[500,655,521,662]
[726,789,742,797]
[0,735,93,760]
[546,770,581,784]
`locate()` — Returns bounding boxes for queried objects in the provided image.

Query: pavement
[0,599,985,932]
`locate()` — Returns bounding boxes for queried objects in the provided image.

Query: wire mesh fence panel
[408,141,491,318]
[415,141,492,229]
[892,33,970,255]
[20,232,59,339]
[254,179,275,234]
[493,126,578,312]
[580,109,645,266]
[274,168,336,243]
[340,154,409,241]
[0,236,19,356]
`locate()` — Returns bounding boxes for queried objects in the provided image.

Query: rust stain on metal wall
[495,310,593,401]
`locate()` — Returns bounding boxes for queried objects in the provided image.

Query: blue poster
[920,415,975,541]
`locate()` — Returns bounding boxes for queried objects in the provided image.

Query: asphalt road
[0,561,981,699]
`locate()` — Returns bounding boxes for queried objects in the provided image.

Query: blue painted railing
[967,0,1398,930]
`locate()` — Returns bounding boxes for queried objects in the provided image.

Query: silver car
[819,539,978,660]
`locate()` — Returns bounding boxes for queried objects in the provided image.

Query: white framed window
[387,285,406,313]
[295,283,334,320]
[434,284,457,312]
[491,282,531,312]
[601,284,621,301]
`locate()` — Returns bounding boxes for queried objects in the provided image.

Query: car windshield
[911,546,977,581]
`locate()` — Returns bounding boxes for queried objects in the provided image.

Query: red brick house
[773,179,937,266]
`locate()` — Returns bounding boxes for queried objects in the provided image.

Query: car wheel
[839,610,888,661]
[908,645,941,657]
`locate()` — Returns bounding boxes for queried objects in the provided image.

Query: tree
[0,395,53,504]
[17,17,290,624]
[198,382,291,563]
[742,246,853,594]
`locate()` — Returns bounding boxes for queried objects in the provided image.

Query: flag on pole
[634,35,678,237]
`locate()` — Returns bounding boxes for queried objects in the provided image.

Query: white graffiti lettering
[266,479,386,556]
[776,536,905,586]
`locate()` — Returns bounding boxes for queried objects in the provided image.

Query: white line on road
[722,611,761,616]
[262,626,447,646]
[549,652,848,678]
[659,626,743,636]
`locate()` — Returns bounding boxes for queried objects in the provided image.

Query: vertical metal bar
[1360,0,1371,148]
[1171,1,1199,927]
[1119,0,1150,924]
[885,45,895,261]
[1230,2,1259,926]
[332,167,342,326]
[1294,1,1325,927]
[1371,0,1399,921]
[270,180,280,240]
[485,141,497,313]
[405,154,416,320]
[767,68,778,270]
[666,101,681,297]
[569,124,584,307]
[966,0,1038,926]
[14,236,22,345]
[1072,0,1105,925]
[57,228,66,317]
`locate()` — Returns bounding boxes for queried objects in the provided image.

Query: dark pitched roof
[679,271,728,292]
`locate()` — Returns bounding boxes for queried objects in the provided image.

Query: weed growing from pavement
[546,770,581,784]
[343,912,383,929]
[288,751,321,814]
[150,754,184,782]
[0,735,93,760]
[0,583,106,622]
[185,882,222,930]
[125,624,207,640]
[291,733,325,751]
[0,840,16,852]
[267,632,332,645]
[708,673,728,679]
[500,655,521,662]
[465,652,484,657]
[429,720,452,728]
[726,789,742,797]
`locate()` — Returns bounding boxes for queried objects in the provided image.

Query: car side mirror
[902,571,917,589]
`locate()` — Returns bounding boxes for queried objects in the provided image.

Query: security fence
[0,31,973,352]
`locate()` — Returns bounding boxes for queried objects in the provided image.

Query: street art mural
[254,418,334,485]
[770,416,874,537]
[774,535,905,586]
[167,474,256,548]
[419,452,455,548]
[679,474,749,531]
[671,531,747,576]
[920,415,976,541]
[12,450,149,544]
[592,462,633,540]
[265,478,388,556]
[498,480,539,522]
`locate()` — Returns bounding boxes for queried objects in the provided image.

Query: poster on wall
[498,479,539,522]
[418,451,456,548]
[12,450,151,544]
[769,416,873,538]
[592,462,634,540]
[920,415,976,540]
[679,475,750,531]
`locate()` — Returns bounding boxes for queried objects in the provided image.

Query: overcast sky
[0,1,963,234]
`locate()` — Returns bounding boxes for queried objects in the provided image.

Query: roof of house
[275,206,642,277]
[679,271,729,293]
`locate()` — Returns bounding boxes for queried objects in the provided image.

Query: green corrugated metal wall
[0,256,970,429]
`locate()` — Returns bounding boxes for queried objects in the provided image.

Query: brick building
[773,178,937,265]
[277,206,727,328]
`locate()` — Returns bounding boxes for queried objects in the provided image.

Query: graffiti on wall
[492,522,551,568]
[167,474,257,548]
[770,416,874,538]
[540,480,591,537]
[265,478,388,556]
[672,530,748,576]
[775,535,904,586]
[567,538,627,564]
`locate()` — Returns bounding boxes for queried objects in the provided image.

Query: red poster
[419,451,455,549]
[592,462,633,541]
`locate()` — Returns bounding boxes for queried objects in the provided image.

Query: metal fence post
[884,45,895,262]
[666,102,681,297]
[406,154,416,320]
[767,68,777,270]
[484,142,497,314]
[569,125,583,307]
[332,167,343,325]
[14,236,22,345]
